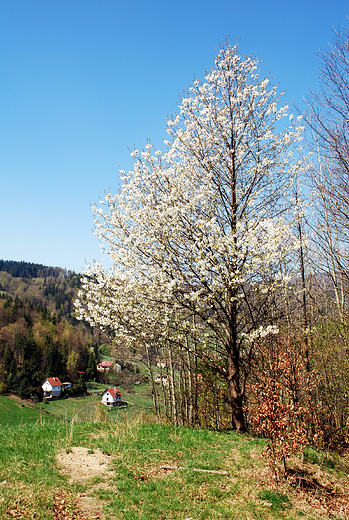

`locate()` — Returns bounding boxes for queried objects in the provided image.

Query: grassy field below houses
[0,406,348,519]
[0,381,154,426]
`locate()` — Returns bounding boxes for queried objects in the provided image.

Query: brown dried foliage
[248,333,319,474]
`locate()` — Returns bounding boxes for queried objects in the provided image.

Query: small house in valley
[97,361,113,372]
[97,360,121,372]
[156,360,168,369]
[101,387,122,406]
[42,378,71,397]
[42,377,63,397]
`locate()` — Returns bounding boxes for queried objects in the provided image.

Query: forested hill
[0,260,81,318]
[0,259,66,279]
[0,260,101,398]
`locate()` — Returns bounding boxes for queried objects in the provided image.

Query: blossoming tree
[76,42,304,431]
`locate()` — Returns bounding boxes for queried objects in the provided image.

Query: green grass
[0,422,67,518]
[33,383,154,423]
[1,383,348,520]
[303,446,339,470]
[116,383,154,408]
[99,355,115,361]
[0,395,55,426]
[86,381,108,392]
[257,490,290,509]
[37,395,103,421]
[0,417,348,520]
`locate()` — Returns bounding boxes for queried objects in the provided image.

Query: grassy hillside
[0,395,55,426]
[0,381,154,425]
[1,261,348,518]
[0,417,348,520]
[31,383,154,422]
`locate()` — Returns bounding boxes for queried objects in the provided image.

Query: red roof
[104,387,122,397]
[98,361,114,367]
[43,377,63,387]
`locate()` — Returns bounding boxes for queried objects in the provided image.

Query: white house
[42,377,63,397]
[97,361,113,371]
[97,360,121,372]
[101,387,122,406]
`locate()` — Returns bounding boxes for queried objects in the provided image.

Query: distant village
[41,358,171,408]
[41,359,130,407]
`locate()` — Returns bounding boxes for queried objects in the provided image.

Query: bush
[68,382,87,396]
[32,386,43,402]
[19,378,31,399]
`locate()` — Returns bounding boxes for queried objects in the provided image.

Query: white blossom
[75,41,306,430]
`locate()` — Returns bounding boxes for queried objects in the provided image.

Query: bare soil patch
[57,447,112,483]
[56,447,114,519]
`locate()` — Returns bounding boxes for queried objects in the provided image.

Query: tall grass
[0,422,66,518]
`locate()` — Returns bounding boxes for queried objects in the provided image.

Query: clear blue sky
[1,0,348,273]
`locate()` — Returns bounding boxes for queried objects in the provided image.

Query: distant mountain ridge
[0,259,70,279]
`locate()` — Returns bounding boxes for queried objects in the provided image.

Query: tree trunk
[169,346,178,426]
[186,346,194,426]
[227,356,245,431]
[228,130,245,432]
[145,344,160,418]
[156,345,169,419]
[227,298,245,431]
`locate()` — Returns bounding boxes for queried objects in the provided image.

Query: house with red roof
[42,377,63,397]
[97,360,114,372]
[101,387,122,406]
[97,360,121,372]
[42,377,71,397]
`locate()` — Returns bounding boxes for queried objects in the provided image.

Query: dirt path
[56,447,114,519]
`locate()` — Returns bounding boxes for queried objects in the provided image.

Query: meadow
[1,394,348,519]
[0,394,55,426]
[0,381,154,428]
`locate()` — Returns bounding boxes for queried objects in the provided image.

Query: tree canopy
[76,42,305,431]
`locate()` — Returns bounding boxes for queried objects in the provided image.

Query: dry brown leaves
[53,490,84,520]
[6,494,41,519]
[6,506,39,519]
[288,467,349,518]
[53,489,105,520]
[5,490,98,520]
[255,458,349,519]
